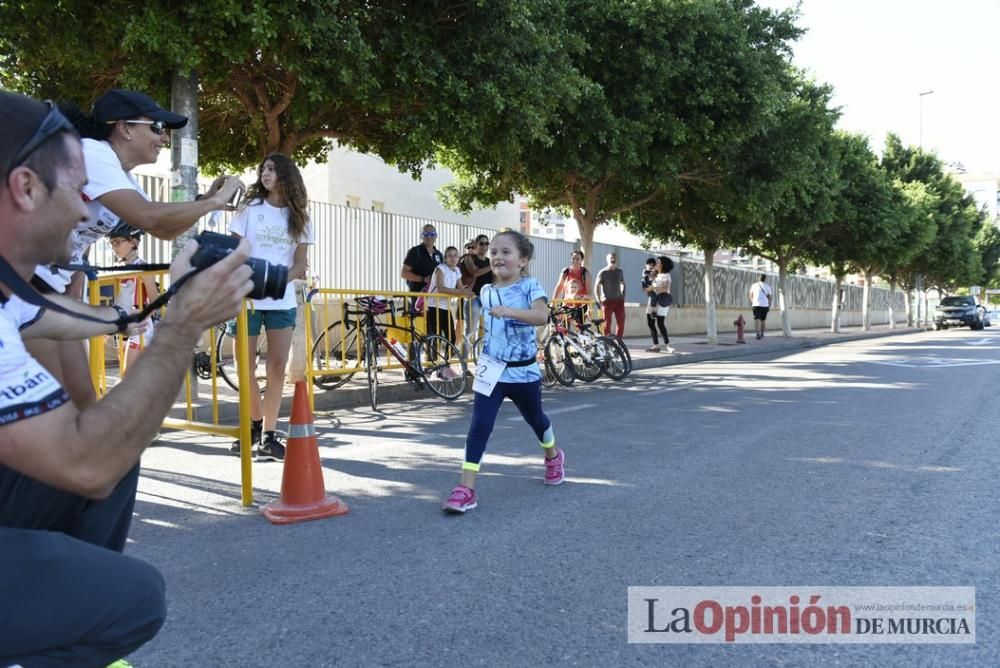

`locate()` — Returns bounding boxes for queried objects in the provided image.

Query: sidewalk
[164,323,923,423]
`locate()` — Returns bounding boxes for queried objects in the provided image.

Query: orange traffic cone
[262,381,349,524]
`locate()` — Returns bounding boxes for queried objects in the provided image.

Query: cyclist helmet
[108,222,142,239]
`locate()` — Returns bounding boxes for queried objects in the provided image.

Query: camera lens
[246,258,288,300]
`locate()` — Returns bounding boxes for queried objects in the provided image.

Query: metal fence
[89,174,902,313]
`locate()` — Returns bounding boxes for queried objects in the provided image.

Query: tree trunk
[915,275,924,326]
[170,71,200,257]
[703,245,718,344]
[862,268,873,331]
[574,215,597,279]
[903,288,913,327]
[778,261,791,336]
[831,274,843,333]
[887,280,897,330]
[170,71,200,400]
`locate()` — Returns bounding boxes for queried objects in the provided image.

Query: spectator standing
[401,223,444,310]
[749,274,774,339]
[109,223,160,374]
[595,252,627,337]
[228,154,313,462]
[553,249,591,303]
[645,256,674,353]
[442,230,563,513]
[0,90,254,667]
[427,246,474,344]
[461,234,494,339]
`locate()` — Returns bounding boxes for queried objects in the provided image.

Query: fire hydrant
[734,314,746,344]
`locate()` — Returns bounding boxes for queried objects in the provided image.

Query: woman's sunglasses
[117,120,168,136]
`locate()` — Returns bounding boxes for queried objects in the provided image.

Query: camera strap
[0,255,199,331]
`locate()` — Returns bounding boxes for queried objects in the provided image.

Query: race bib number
[472,352,506,396]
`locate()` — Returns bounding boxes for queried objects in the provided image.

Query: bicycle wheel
[365,336,380,411]
[538,348,557,388]
[544,334,575,387]
[613,336,633,375]
[568,334,602,383]
[599,335,629,381]
[215,324,266,392]
[311,320,361,390]
[416,335,467,399]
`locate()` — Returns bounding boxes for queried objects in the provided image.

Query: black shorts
[752,306,769,321]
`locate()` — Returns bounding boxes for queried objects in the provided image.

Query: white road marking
[964,338,994,346]
[867,357,1000,368]
[507,402,597,420]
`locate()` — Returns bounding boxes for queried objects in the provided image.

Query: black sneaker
[230,422,262,456]
[255,433,286,462]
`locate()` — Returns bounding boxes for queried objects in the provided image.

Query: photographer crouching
[0,91,256,667]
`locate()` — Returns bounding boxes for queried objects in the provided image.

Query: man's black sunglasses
[8,100,75,173]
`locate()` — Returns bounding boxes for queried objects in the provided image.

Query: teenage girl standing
[228,154,313,462]
[442,230,564,513]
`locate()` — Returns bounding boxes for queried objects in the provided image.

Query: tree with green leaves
[881,134,985,321]
[439,0,799,271]
[974,221,1000,289]
[728,77,841,336]
[1,1,579,174]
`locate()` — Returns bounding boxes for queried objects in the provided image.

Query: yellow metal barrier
[304,287,478,409]
[87,270,257,507]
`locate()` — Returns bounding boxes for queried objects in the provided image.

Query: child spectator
[228,154,313,462]
[427,246,475,345]
[109,222,159,374]
[442,230,563,513]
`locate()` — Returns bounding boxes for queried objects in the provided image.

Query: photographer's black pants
[0,464,166,667]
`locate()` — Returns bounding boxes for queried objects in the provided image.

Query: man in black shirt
[401,223,444,302]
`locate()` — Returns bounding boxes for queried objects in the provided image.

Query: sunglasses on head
[8,100,75,173]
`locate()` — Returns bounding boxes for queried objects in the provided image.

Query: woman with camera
[28,89,242,409]
[227,154,313,462]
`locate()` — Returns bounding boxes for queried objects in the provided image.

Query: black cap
[92,89,188,129]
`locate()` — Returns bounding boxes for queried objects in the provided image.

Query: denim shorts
[229,308,297,336]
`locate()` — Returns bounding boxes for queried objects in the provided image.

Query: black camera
[190,231,288,301]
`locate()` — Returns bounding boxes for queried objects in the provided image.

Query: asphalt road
[129,327,1000,667]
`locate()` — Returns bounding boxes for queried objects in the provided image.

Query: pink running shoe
[544,448,565,486]
[442,485,478,513]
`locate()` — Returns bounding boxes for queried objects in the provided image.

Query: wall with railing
[90,175,904,318]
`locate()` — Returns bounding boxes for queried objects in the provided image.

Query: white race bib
[472,352,506,396]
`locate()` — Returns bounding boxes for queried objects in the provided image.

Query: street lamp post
[916,89,933,326]
[919,89,934,149]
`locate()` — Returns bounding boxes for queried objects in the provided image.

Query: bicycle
[351,296,467,410]
[205,321,267,392]
[540,306,629,385]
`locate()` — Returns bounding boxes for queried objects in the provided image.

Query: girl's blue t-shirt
[480,277,548,383]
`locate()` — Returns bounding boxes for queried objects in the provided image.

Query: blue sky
[757,0,1000,174]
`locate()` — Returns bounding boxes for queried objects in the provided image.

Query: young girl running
[228,154,313,462]
[109,222,160,374]
[442,230,564,513]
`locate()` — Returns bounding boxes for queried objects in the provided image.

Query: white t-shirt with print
[0,296,69,426]
[428,264,462,310]
[34,139,149,292]
[750,281,773,308]
[228,199,314,310]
